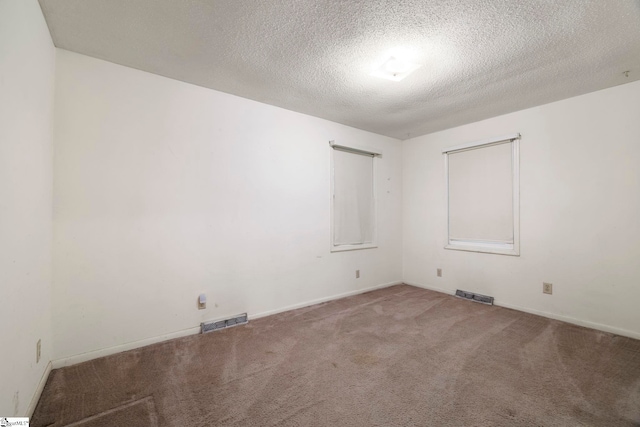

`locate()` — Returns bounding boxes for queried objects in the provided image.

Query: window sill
[445,241,519,256]
[331,243,378,253]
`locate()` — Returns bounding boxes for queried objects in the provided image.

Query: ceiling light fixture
[371,56,421,82]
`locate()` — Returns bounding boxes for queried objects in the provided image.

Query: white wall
[0,0,55,416]
[403,80,640,338]
[52,50,403,363]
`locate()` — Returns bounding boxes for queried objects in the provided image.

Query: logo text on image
[0,418,30,427]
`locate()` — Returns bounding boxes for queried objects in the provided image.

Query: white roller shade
[448,142,513,243]
[333,148,374,246]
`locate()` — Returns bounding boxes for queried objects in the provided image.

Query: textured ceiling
[39,0,640,139]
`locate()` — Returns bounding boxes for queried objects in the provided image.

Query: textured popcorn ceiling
[39,0,640,139]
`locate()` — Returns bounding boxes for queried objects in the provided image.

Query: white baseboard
[52,280,403,369]
[404,280,640,341]
[493,300,640,340]
[251,280,403,320]
[403,280,453,297]
[52,326,201,369]
[27,360,52,417]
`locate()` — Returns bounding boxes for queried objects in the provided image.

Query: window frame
[330,141,381,253]
[443,133,521,256]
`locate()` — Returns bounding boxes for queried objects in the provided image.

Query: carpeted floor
[32,285,640,426]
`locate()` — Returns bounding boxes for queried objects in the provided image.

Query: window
[443,133,520,256]
[330,141,380,252]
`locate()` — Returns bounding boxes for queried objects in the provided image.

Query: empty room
[2,0,640,425]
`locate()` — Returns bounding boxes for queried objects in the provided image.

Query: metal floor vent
[201,313,248,334]
[455,289,494,305]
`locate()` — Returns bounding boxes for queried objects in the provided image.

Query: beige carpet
[32,285,640,426]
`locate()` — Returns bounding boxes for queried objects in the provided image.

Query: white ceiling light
[371,56,422,81]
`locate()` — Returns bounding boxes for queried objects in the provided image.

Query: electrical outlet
[543,282,553,295]
[437,268,442,277]
[198,294,206,310]
[355,270,360,279]
[13,391,19,416]
[36,339,41,363]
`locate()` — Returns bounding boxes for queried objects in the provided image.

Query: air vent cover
[201,313,248,334]
[455,289,494,305]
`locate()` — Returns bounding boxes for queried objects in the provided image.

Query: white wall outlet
[355,270,360,279]
[543,282,553,295]
[13,391,19,416]
[437,268,442,277]
[36,339,41,363]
